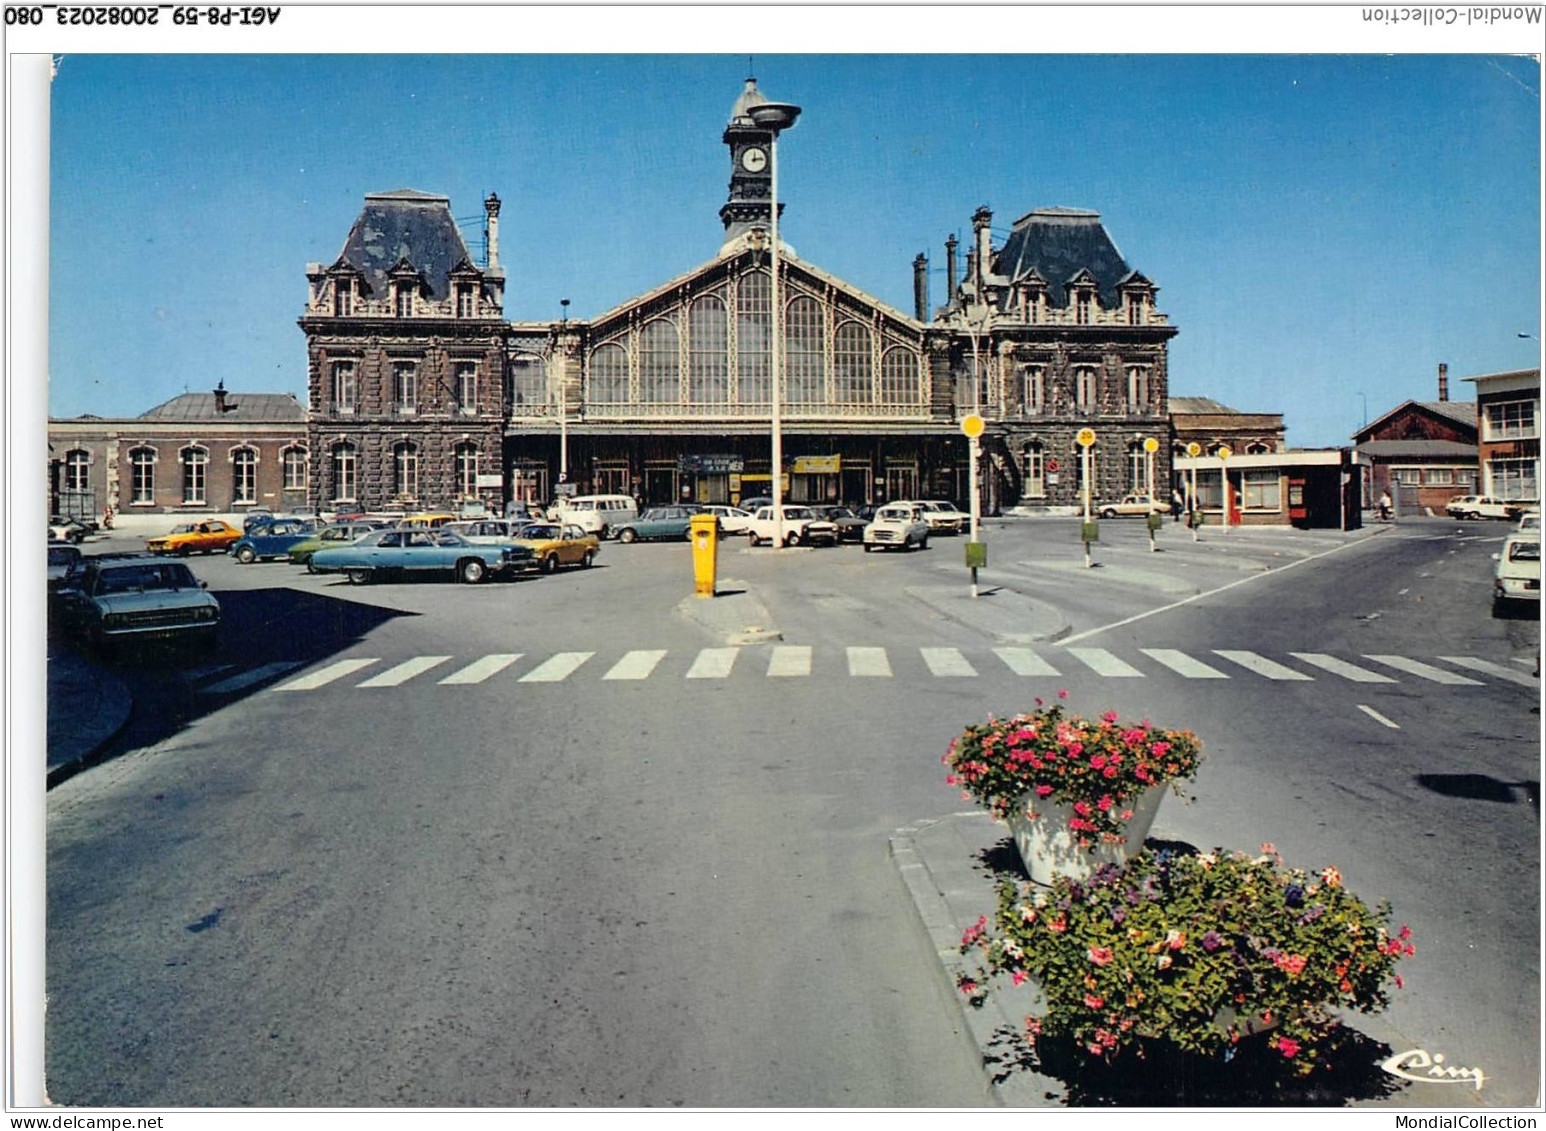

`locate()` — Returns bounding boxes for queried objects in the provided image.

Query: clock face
[740,147,768,173]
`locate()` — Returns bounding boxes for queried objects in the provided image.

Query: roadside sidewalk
[46,650,132,786]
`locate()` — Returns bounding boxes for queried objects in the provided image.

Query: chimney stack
[912,253,929,322]
[972,205,993,291]
[213,380,227,414]
[1438,362,1449,402]
[945,234,958,304]
[484,192,501,270]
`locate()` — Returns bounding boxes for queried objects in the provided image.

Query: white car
[1515,509,1540,532]
[745,505,839,547]
[698,504,754,536]
[1098,494,1168,518]
[1446,495,1525,521]
[862,504,930,552]
[1493,533,1541,605]
[900,500,967,534]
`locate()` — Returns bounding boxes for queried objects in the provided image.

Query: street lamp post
[748,98,800,549]
[557,298,570,487]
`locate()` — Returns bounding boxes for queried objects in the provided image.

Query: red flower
[1276,1037,1300,1058]
[1087,946,1114,966]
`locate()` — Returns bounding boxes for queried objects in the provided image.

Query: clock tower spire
[719,76,782,243]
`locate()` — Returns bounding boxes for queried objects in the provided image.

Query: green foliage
[960,847,1414,1074]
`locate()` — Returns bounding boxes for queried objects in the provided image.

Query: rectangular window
[395,286,414,318]
[1484,400,1537,441]
[131,451,155,504]
[1022,366,1045,415]
[332,282,352,317]
[1241,468,1281,510]
[1126,294,1144,325]
[1076,293,1091,325]
[332,448,357,503]
[394,362,417,414]
[1488,457,1539,501]
[182,450,207,505]
[1128,446,1147,492]
[65,451,90,492]
[1422,467,1455,486]
[457,362,478,414]
[1126,367,1150,414]
[283,449,307,491]
[1458,467,1477,487]
[1395,467,1421,486]
[1194,469,1223,509]
[233,451,257,505]
[1022,446,1046,498]
[332,361,356,414]
[456,283,476,319]
[1075,366,1097,412]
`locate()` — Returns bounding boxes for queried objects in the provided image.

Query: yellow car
[146,519,243,556]
[514,521,600,573]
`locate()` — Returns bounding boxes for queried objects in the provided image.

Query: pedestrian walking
[1171,488,1184,522]
[1378,489,1393,522]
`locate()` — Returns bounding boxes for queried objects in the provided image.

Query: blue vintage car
[308,527,537,585]
[229,518,317,563]
[612,505,701,543]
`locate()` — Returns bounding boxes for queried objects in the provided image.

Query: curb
[45,653,134,789]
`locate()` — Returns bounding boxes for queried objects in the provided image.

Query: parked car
[504,500,544,522]
[308,527,537,585]
[1446,495,1525,521]
[229,518,317,563]
[48,517,91,544]
[807,504,868,542]
[287,521,386,569]
[551,494,639,539]
[738,496,773,514]
[53,553,219,651]
[613,505,701,543]
[1493,533,1541,606]
[241,507,276,531]
[48,541,83,590]
[746,505,840,547]
[1517,508,1541,532]
[862,504,930,552]
[697,504,754,536]
[398,512,457,531]
[446,518,530,544]
[900,499,968,534]
[1098,494,1168,519]
[145,519,243,556]
[512,522,601,572]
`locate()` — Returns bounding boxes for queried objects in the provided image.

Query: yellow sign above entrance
[792,455,841,474]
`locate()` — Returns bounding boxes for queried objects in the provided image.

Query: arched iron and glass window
[879,347,919,407]
[129,447,156,505]
[508,355,547,411]
[392,441,419,500]
[589,343,628,404]
[330,443,357,503]
[785,296,824,406]
[688,296,729,405]
[231,447,258,505]
[639,318,680,406]
[832,321,872,406]
[180,446,209,505]
[737,270,771,405]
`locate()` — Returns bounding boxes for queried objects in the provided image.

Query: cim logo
[1381,1048,1487,1091]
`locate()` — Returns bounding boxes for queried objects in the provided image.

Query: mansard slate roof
[334,189,477,301]
[139,392,307,422]
[992,208,1137,308]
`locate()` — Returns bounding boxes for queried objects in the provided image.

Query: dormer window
[456,283,477,319]
[332,280,352,317]
[395,283,415,318]
[1076,291,1092,325]
[1127,293,1145,325]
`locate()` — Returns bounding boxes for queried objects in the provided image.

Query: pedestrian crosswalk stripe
[686,647,739,679]
[1213,650,1313,681]
[603,650,667,681]
[359,656,452,688]
[200,661,304,695]
[921,647,976,677]
[848,646,892,677]
[276,657,379,691]
[1068,647,1144,678]
[440,653,522,685]
[1357,704,1402,729]
[519,651,594,683]
[1363,654,1483,686]
[769,645,812,677]
[993,647,1060,676]
[1437,655,1539,688]
[1290,653,1396,684]
[1140,649,1228,679]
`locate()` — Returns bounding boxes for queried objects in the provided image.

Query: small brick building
[1352,364,1479,514]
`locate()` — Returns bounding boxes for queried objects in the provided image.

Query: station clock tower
[719,77,783,242]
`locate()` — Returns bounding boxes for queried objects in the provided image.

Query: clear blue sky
[47,53,1541,446]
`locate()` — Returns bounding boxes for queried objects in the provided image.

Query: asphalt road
[43,517,1541,1106]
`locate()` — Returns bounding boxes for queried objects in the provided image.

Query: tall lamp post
[557,298,570,489]
[748,97,800,548]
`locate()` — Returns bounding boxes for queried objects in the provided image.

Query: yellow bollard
[689,513,718,598]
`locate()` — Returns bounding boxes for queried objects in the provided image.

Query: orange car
[145,519,242,556]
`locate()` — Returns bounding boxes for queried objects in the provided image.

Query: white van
[552,494,637,539]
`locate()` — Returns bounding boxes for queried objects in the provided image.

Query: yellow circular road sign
[1143,437,1160,454]
[961,414,985,439]
[1076,428,1097,448]
[1217,445,1232,461]
[1185,442,1201,458]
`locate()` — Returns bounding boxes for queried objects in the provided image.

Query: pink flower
[1097,795,1113,811]
[1011,970,1028,986]
[1083,993,1104,1009]
[1089,754,1107,770]
[1394,974,1405,990]
[1322,866,1342,888]
[1276,1037,1300,1058]
[1034,784,1053,797]
[1102,711,1119,723]
[1057,689,1069,699]
[1087,946,1114,966]
[1165,929,1186,951]
[1073,800,1092,817]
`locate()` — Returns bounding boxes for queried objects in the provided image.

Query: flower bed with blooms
[943,695,1203,847]
[958,845,1414,1074]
